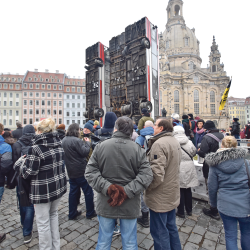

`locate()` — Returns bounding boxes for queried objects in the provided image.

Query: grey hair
[114,116,133,136]
[16,121,22,128]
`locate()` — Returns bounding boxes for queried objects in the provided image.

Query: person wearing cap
[195,119,205,149]
[56,124,66,140]
[197,120,224,220]
[12,125,36,244]
[83,121,95,161]
[182,115,191,138]
[95,112,117,136]
[172,113,183,127]
[12,121,23,140]
[137,108,154,131]
[231,118,240,140]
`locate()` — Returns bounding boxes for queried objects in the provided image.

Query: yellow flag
[219,80,231,111]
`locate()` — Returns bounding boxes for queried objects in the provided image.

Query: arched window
[174,90,179,102]
[189,61,194,70]
[175,5,180,16]
[185,38,189,46]
[194,89,199,114]
[210,91,215,103]
[212,65,216,72]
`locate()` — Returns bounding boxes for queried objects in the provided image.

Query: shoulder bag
[181,147,193,161]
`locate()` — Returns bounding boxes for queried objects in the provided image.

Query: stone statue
[162,108,167,117]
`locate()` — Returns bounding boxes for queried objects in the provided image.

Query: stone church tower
[159,0,230,128]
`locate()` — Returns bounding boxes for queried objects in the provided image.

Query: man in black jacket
[11,121,23,140]
[62,123,96,220]
[197,120,224,220]
[12,125,35,244]
[231,118,240,139]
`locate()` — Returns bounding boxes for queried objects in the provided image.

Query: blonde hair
[37,118,55,133]
[222,136,237,148]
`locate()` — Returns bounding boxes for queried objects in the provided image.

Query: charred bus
[84,17,159,124]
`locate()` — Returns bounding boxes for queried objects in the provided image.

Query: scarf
[196,128,205,134]
[182,119,189,124]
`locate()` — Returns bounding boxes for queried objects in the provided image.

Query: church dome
[162,0,202,71]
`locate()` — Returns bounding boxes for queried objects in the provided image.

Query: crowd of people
[0,110,249,250]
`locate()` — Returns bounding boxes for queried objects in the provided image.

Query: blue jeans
[220,212,250,250]
[0,171,5,203]
[150,209,181,250]
[16,187,35,236]
[96,215,138,250]
[68,176,95,219]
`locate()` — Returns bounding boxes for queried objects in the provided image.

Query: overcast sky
[0,0,249,98]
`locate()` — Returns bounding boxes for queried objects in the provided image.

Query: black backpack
[17,140,31,156]
[91,130,112,150]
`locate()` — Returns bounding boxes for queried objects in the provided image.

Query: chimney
[56,70,59,73]
[34,69,38,72]
[45,69,49,73]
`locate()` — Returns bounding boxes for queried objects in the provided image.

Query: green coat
[85,131,153,219]
[138,116,154,130]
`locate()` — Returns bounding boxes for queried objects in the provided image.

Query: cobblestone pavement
[0,185,242,250]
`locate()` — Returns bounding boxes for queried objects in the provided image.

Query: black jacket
[183,122,190,137]
[12,128,23,140]
[231,121,240,136]
[62,136,90,179]
[197,129,224,178]
[56,129,65,140]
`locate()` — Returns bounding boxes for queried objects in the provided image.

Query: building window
[42,109,45,115]
[77,87,81,93]
[24,92,27,97]
[48,85,51,90]
[72,111,75,116]
[77,95,80,99]
[174,90,179,102]
[166,41,170,49]
[72,95,75,99]
[194,89,199,114]
[66,87,70,92]
[4,84,8,89]
[42,84,45,89]
[77,103,80,108]
[59,110,62,115]
[59,93,62,98]
[59,85,62,90]
[36,109,39,115]
[30,100,33,105]
[59,101,62,106]
[36,84,39,89]
[72,81,75,85]
[66,103,70,108]
[4,92,7,97]
[48,110,51,115]
[16,93,19,98]
[82,87,86,92]
[41,100,45,106]
[9,119,12,126]
[3,110,6,116]
[36,100,39,106]
[36,93,39,97]
[77,112,80,116]
[9,84,13,89]
[194,103,199,115]
[53,110,56,115]
[210,104,215,115]
[10,93,13,98]
[212,65,216,72]
[210,91,215,103]
[184,38,189,46]
[53,101,56,106]
[47,101,51,106]
[24,109,27,115]
[10,101,13,106]
[23,118,27,125]
[194,90,199,102]
[29,119,33,125]
[82,103,85,108]
[47,93,51,98]
[210,82,215,85]
[9,110,12,116]
[67,120,70,125]
[29,109,33,115]
[193,76,199,84]
[72,120,75,124]
[77,81,80,85]
[59,118,62,124]
[53,93,57,98]
[72,87,75,92]
[173,81,179,85]
[24,83,27,88]
[66,112,70,117]
[53,85,57,90]
[189,61,194,70]
[16,102,19,106]
[3,119,6,125]
[67,95,70,99]
[30,92,33,97]
[4,101,7,106]
[16,110,19,116]
[29,84,33,89]
[16,84,20,90]
[72,103,75,108]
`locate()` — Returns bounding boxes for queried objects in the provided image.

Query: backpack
[189,120,197,133]
[97,129,112,141]
[17,140,31,156]
[143,135,153,151]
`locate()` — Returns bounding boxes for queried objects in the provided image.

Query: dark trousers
[150,209,181,250]
[16,187,35,236]
[177,188,192,215]
[68,176,95,219]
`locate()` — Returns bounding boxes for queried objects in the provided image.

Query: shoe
[86,211,97,220]
[0,233,6,243]
[24,233,32,244]
[176,212,185,219]
[187,212,192,216]
[69,210,82,220]
[113,225,121,237]
[203,206,220,220]
[137,211,149,228]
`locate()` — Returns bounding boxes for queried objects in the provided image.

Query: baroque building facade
[159,0,230,128]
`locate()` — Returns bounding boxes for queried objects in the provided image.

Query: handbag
[181,147,193,161]
[244,160,250,189]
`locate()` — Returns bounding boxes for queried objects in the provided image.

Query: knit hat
[203,120,216,130]
[57,124,65,130]
[103,112,117,129]
[94,120,99,126]
[188,114,194,119]
[195,116,201,120]
[87,120,94,126]
[173,125,185,134]
[141,108,148,114]
[171,113,179,120]
[23,125,35,134]
[145,121,154,128]
[84,122,93,132]
[197,119,205,125]
[182,115,188,119]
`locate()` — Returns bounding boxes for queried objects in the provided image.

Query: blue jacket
[0,135,13,173]
[135,127,154,146]
[205,148,250,218]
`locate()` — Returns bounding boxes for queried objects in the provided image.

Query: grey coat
[173,130,199,188]
[85,131,153,219]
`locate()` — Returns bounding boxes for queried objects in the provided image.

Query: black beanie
[23,125,35,134]
[197,119,205,125]
[182,115,188,119]
[188,113,194,119]
[233,118,239,122]
[204,120,216,130]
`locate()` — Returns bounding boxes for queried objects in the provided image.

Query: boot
[203,206,220,220]
[137,211,149,228]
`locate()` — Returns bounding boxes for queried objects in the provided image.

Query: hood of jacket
[205,147,248,173]
[103,112,117,129]
[173,132,189,145]
[4,137,16,145]
[140,127,154,137]
[19,133,35,146]
[112,131,131,140]
[32,132,62,147]
[56,129,65,137]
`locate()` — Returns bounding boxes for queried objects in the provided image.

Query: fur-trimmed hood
[205,147,248,174]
